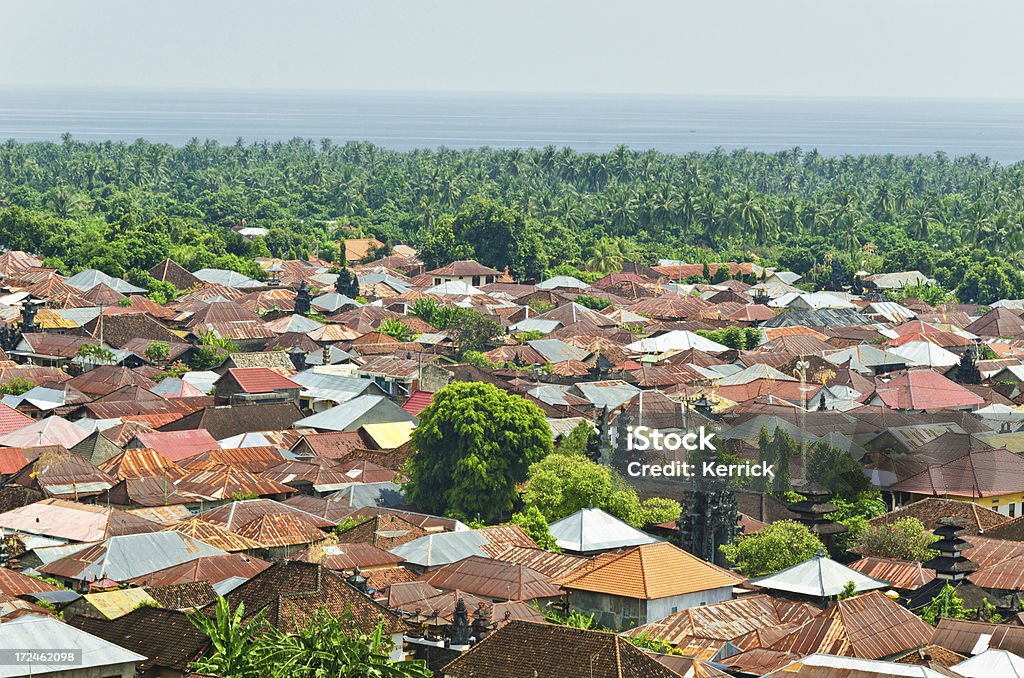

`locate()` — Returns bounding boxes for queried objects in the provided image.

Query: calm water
[1,89,1023,162]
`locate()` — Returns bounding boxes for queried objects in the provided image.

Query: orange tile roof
[559,541,742,599]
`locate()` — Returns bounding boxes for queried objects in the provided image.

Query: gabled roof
[426,260,502,277]
[292,395,417,431]
[891,447,1024,498]
[0,497,161,542]
[868,497,1008,535]
[751,550,890,597]
[421,555,562,601]
[224,560,405,635]
[70,606,208,674]
[440,620,682,678]
[64,268,146,294]
[39,531,228,582]
[221,367,300,394]
[547,507,659,552]
[625,329,729,354]
[0,615,146,677]
[767,590,934,659]
[560,542,742,599]
[872,369,986,410]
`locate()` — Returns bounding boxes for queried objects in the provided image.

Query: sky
[3,0,1022,98]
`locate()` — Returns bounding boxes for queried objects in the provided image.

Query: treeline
[1,137,1023,301]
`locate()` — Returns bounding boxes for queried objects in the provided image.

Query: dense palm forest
[1,136,1023,302]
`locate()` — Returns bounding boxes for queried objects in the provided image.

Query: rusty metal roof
[422,555,562,602]
[128,552,270,588]
[848,556,935,590]
[768,590,934,660]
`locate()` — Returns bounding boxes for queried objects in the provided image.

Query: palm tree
[585,240,623,274]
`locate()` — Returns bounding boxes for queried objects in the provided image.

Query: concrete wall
[646,586,733,624]
[570,585,733,630]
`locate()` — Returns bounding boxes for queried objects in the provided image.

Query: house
[213,367,301,404]
[426,259,503,287]
[0,615,145,678]
[420,555,563,603]
[0,498,162,543]
[559,541,743,628]
[356,355,451,398]
[344,237,385,263]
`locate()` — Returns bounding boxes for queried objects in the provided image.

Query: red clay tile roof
[0,404,32,437]
[224,367,300,394]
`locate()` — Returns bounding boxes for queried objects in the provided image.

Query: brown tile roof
[70,607,209,673]
[890,644,967,668]
[891,447,1024,498]
[82,312,183,349]
[767,590,933,659]
[560,542,742,599]
[149,258,201,290]
[333,513,430,550]
[291,430,369,459]
[441,620,682,678]
[145,581,219,609]
[426,260,502,277]
[224,561,406,634]
[864,499,1007,536]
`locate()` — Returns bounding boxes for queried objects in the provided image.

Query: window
[472,276,481,286]
[1011,504,1016,518]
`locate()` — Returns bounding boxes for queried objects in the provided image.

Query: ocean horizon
[2,88,1023,162]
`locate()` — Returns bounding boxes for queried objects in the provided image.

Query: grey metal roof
[41,532,227,582]
[527,339,588,364]
[0,615,146,677]
[327,481,405,508]
[292,395,416,431]
[509,318,562,334]
[302,345,355,366]
[192,268,263,289]
[750,550,889,597]
[573,380,640,409]
[548,507,659,553]
[311,292,361,312]
[64,269,147,294]
[290,371,378,404]
[761,308,872,328]
[182,370,220,394]
[536,275,589,290]
[389,530,490,567]
[55,307,103,326]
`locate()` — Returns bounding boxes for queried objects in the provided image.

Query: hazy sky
[3,0,1021,97]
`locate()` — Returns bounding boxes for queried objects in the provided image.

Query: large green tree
[719,520,824,577]
[405,382,553,522]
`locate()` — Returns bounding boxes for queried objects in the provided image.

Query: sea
[1,88,1024,162]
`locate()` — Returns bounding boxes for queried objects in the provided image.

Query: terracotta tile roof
[344,238,385,262]
[332,513,429,550]
[559,541,742,599]
[767,590,933,659]
[441,620,682,678]
[0,404,32,437]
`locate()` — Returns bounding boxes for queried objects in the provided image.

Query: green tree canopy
[405,382,553,522]
[719,520,824,577]
[852,517,938,562]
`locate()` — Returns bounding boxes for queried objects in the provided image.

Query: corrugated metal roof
[39,531,228,582]
[0,616,145,676]
[82,587,157,619]
[360,421,415,449]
